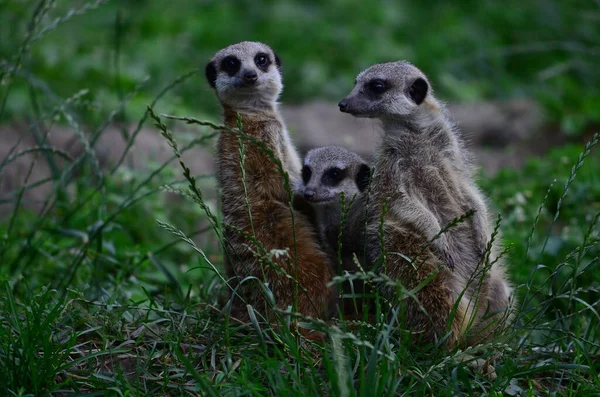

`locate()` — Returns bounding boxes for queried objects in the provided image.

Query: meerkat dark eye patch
[367,79,388,95]
[220,56,241,76]
[355,163,371,192]
[205,61,217,88]
[254,52,271,72]
[322,167,346,187]
[301,165,312,184]
[408,77,428,105]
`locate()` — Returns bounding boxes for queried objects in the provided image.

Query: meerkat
[205,42,336,339]
[337,61,514,346]
[295,146,372,316]
[296,146,370,253]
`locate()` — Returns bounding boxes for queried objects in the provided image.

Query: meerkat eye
[255,53,269,67]
[324,167,344,186]
[368,79,387,94]
[221,56,241,75]
[301,165,312,184]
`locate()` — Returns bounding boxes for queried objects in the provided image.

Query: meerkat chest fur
[220,109,302,183]
[216,108,290,209]
[378,117,474,220]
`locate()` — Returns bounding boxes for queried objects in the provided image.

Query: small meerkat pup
[338,61,513,346]
[296,146,372,317]
[205,42,336,338]
[297,146,370,253]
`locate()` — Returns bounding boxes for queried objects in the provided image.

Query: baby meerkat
[338,61,514,346]
[296,146,372,317]
[206,42,336,339]
[297,146,370,253]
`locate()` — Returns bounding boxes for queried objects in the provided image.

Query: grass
[1,113,599,396]
[1,1,600,396]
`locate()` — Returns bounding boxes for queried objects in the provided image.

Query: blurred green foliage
[2,0,600,133]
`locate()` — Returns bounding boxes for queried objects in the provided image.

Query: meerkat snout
[303,187,316,200]
[243,69,258,84]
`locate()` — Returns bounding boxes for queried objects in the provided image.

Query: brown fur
[207,42,336,337]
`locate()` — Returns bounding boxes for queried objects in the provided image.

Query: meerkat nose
[304,189,316,200]
[243,70,258,83]
[338,99,348,112]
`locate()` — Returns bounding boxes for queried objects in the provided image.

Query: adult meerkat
[296,146,372,316]
[338,61,513,346]
[205,42,336,337]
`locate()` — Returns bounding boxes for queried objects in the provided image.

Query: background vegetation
[1,0,599,395]
[3,0,600,132]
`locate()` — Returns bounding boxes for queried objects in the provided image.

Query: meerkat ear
[274,52,282,69]
[356,164,371,192]
[205,61,217,89]
[408,77,428,105]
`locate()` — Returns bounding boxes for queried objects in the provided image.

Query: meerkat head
[205,41,283,110]
[338,61,437,122]
[300,146,371,205]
